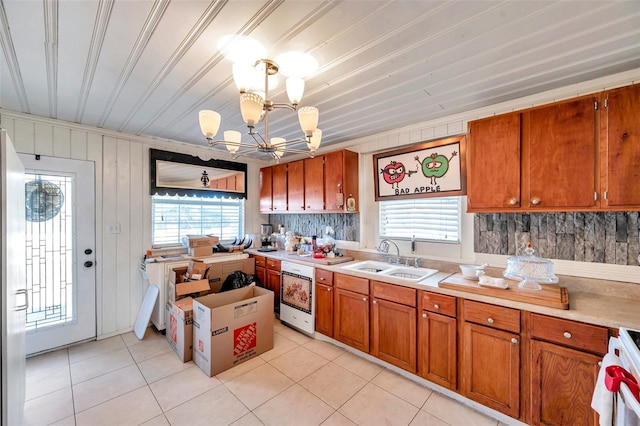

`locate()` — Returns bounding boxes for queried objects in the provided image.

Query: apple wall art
[373,135,467,201]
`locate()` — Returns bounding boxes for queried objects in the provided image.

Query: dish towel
[592,353,622,426]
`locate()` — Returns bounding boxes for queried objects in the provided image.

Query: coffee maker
[260,224,273,247]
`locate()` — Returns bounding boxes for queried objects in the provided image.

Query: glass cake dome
[503,243,558,290]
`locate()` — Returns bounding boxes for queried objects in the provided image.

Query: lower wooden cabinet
[418,291,457,390]
[370,281,417,373]
[266,259,281,314]
[530,339,601,426]
[529,313,608,426]
[334,274,369,353]
[315,269,334,337]
[461,300,521,418]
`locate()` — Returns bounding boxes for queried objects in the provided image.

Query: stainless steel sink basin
[341,261,438,282]
[377,266,439,282]
[341,260,395,273]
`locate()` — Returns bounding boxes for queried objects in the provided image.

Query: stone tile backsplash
[268,213,360,242]
[474,212,640,265]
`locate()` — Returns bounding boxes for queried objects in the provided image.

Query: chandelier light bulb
[224,130,241,154]
[271,137,286,158]
[240,92,264,127]
[298,106,319,137]
[199,110,221,139]
[307,129,322,151]
[286,77,305,105]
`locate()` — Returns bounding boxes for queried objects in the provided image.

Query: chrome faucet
[377,239,400,264]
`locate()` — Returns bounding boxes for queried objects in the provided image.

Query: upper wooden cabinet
[259,149,359,213]
[468,95,598,212]
[271,163,287,212]
[467,112,521,210]
[259,167,273,213]
[467,83,640,212]
[601,83,640,208]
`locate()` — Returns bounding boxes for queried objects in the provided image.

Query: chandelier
[199,45,321,162]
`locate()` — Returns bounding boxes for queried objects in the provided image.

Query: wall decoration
[373,135,466,201]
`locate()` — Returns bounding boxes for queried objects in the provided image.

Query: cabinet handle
[433,304,440,310]
[511,338,518,344]
[422,313,427,318]
[487,317,494,324]
[508,198,518,206]
[372,300,377,304]
[320,277,325,281]
[531,197,541,205]
[563,331,572,339]
[363,297,367,302]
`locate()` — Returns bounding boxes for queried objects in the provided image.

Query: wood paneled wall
[0,112,263,339]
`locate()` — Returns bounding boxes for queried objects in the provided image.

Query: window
[152,194,244,246]
[379,196,460,242]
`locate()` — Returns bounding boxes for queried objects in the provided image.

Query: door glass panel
[24,173,75,331]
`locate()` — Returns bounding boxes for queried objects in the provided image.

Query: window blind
[379,196,460,242]
[152,195,244,246]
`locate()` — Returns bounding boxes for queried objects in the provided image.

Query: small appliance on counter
[260,224,273,247]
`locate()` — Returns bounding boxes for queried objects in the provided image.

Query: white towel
[591,353,622,426]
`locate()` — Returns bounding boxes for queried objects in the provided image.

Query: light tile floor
[24,318,507,426]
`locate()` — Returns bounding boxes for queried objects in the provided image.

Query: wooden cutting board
[439,273,569,310]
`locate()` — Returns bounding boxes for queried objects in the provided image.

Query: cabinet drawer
[531,314,608,355]
[420,291,456,317]
[371,281,416,307]
[266,258,281,270]
[463,300,520,333]
[335,273,369,295]
[316,269,333,286]
[254,255,266,268]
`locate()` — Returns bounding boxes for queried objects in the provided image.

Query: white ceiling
[1,1,639,160]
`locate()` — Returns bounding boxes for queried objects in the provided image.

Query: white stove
[607,327,640,424]
[279,262,315,335]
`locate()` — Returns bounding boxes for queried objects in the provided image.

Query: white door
[19,154,96,355]
[1,131,27,425]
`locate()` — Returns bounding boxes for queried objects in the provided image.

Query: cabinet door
[371,298,416,372]
[462,322,520,418]
[334,287,369,353]
[272,163,287,212]
[531,340,600,426]
[287,160,305,212]
[259,167,273,213]
[315,282,333,337]
[602,83,640,207]
[255,265,267,288]
[304,156,325,211]
[467,113,521,211]
[527,96,598,209]
[267,269,281,314]
[418,311,456,390]
[324,150,345,212]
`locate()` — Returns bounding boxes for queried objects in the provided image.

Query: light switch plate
[107,223,121,234]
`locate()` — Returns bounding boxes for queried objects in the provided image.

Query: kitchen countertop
[246,248,640,330]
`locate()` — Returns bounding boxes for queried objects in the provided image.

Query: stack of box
[165,257,264,366]
[183,235,219,257]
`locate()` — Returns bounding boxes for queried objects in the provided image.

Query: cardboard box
[188,259,209,278]
[168,267,211,305]
[192,285,274,377]
[165,297,194,362]
[205,257,255,293]
[183,235,219,248]
[189,246,213,257]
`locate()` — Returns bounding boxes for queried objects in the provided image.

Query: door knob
[84,261,94,268]
[84,248,93,255]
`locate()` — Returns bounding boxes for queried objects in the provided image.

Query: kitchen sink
[378,266,439,282]
[341,260,395,273]
[341,261,438,282]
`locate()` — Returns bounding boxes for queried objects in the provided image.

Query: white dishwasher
[280,261,315,335]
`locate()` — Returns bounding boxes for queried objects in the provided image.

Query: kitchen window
[379,196,461,242]
[151,194,244,246]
